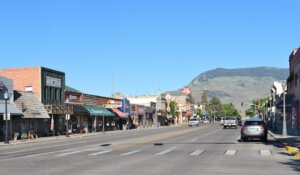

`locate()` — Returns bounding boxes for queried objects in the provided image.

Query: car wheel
[241,137,247,142]
[223,126,226,129]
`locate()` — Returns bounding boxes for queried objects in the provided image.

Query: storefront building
[0,77,22,141]
[130,104,145,128]
[0,67,72,136]
[287,48,300,135]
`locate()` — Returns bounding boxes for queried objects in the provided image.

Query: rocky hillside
[185,67,288,116]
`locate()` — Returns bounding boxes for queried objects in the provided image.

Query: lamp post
[282,81,287,136]
[3,91,9,144]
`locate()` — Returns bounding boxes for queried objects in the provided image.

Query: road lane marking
[121,150,142,156]
[89,150,111,156]
[260,150,272,156]
[190,150,204,156]
[224,150,237,156]
[56,151,83,157]
[155,148,174,156]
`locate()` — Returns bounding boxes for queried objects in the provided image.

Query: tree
[169,100,178,117]
[223,103,241,119]
[196,108,203,117]
[188,93,195,104]
[207,97,223,120]
[201,91,208,106]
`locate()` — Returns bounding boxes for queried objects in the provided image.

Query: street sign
[3,113,10,121]
[66,114,70,120]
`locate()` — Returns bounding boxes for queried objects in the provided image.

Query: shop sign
[69,95,78,100]
[138,107,144,113]
[46,76,62,88]
[3,113,10,121]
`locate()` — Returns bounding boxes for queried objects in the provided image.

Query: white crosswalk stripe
[56,151,83,157]
[121,150,142,156]
[155,148,174,156]
[260,150,272,156]
[89,150,111,156]
[13,149,278,159]
[190,150,204,156]
[224,150,237,156]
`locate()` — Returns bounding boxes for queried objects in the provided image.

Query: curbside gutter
[268,131,300,159]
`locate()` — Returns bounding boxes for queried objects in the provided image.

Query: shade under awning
[84,105,116,117]
[276,95,294,109]
[112,108,128,119]
[0,103,22,115]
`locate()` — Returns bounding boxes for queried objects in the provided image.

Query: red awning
[112,108,128,119]
[186,111,193,116]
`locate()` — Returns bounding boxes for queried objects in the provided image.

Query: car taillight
[241,126,247,130]
[261,125,267,130]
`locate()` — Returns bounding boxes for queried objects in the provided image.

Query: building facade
[288,48,300,134]
[0,77,22,141]
[0,67,71,136]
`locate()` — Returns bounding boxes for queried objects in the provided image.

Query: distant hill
[171,67,289,117]
[191,67,289,84]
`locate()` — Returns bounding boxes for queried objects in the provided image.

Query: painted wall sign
[46,76,62,88]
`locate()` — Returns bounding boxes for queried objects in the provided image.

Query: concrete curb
[268,131,300,159]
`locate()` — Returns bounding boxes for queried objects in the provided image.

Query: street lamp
[3,91,9,144]
[282,81,287,136]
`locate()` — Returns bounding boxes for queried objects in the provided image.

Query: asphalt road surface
[0,123,299,175]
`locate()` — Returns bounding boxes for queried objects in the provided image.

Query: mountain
[182,67,288,116]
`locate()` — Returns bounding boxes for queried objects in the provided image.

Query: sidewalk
[269,130,300,158]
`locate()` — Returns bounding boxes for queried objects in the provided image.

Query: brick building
[0,67,72,136]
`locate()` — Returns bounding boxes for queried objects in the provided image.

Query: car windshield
[225,117,236,120]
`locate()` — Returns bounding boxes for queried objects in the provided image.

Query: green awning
[83,105,116,117]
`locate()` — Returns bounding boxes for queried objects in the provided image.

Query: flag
[292,101,299,129]
[93,117,97,130]
[50,116,54,131]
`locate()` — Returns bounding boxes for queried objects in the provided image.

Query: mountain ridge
[169,67,289,117]
[191,67,289,84]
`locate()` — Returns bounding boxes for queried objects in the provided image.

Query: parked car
[240,118,268,142]
[189,118,200,127]
[223,116,237,129]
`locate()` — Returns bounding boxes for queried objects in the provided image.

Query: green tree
[169,100,178,117]
[245,97,269,117]
[201,91,208,106]
[223,103,241,119]
[188,93,195,104]
[196,108,203,117]
[207,97,223,120]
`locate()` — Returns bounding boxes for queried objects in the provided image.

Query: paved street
[0,124,299,175]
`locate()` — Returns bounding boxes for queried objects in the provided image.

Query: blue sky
[0,0,299,96]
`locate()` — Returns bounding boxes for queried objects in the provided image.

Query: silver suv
[241,118,268,142]
[189,118,200,127]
